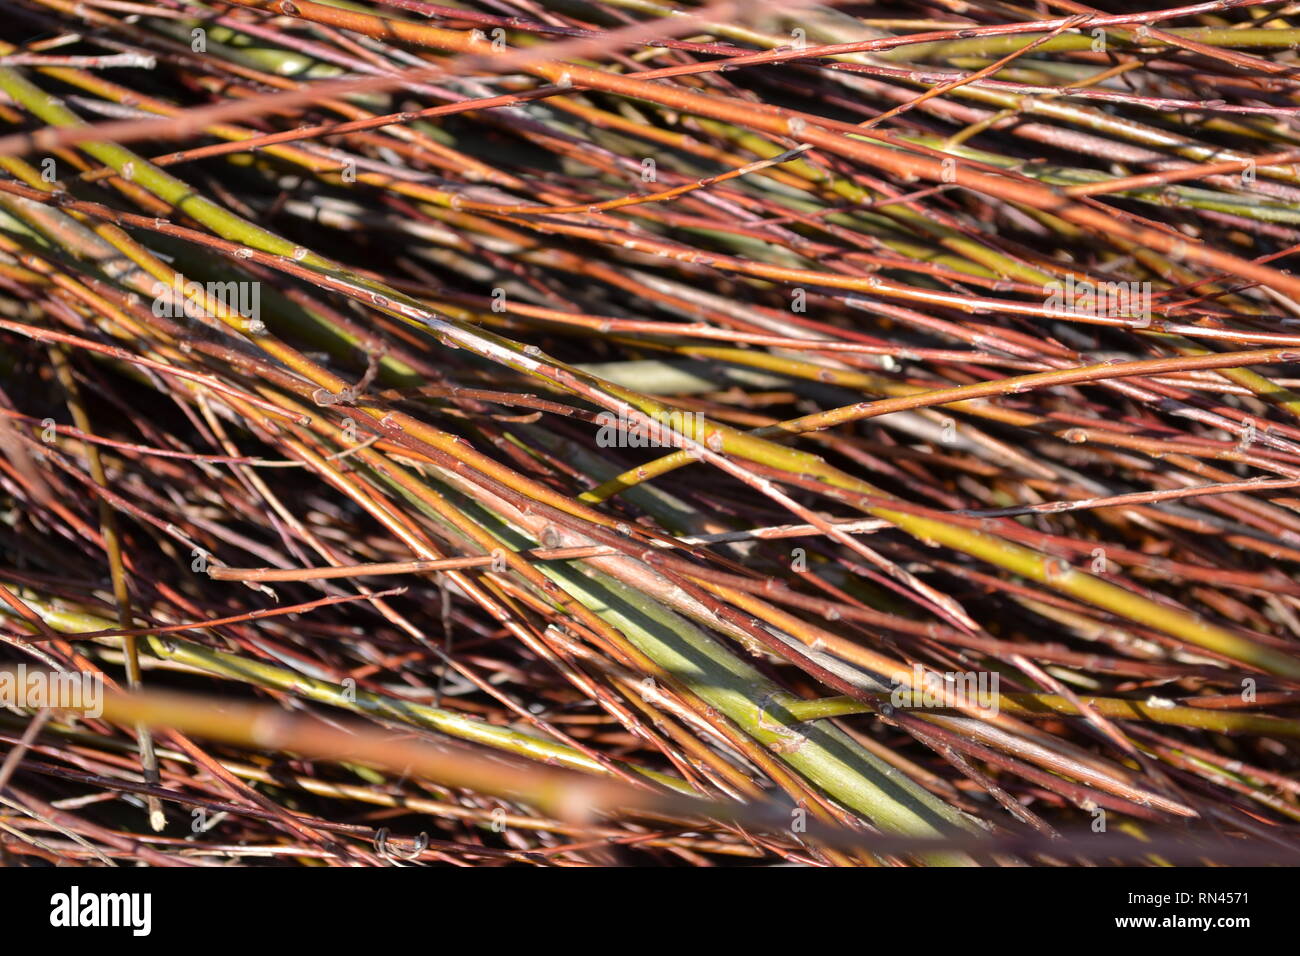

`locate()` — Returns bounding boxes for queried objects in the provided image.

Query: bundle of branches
[1,0,1299,868]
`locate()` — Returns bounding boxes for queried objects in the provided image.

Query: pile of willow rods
[1,0,1299,866]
